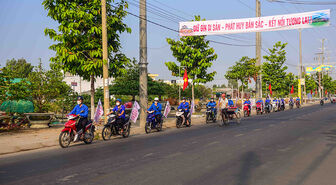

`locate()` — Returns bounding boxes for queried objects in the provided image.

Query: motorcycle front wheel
[59,131,71,148]
[102,126,112,140]
[205,113,210,123]
[145,121,151,134]
[176,118,182,128]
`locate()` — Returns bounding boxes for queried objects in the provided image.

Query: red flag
[315,89,317,94]
[310,89,313,94]
[325,90,328,95]
[269,83,272,95]
[183,69,188,91]
[290,85,294,94]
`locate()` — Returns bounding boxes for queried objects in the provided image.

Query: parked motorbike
[59,114,95,148]
[101,114,131,140]
[176,109,191,128]
[243,104,251,117]
[145,111,163,134]
[256,102,263,115]
[206,106,217,123]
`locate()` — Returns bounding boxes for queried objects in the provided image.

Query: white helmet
[154,97,159,101]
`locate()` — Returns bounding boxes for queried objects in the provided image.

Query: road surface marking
[143,153,154,158]
[235,134,244,137]
[207,141,220,146]
[59,174,78,182]
[254,128,262,131]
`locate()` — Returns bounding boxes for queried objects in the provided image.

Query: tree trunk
[132,95,135,101]
[90,75,95,120]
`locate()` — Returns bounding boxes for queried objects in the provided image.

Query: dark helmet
[182,97,186,100]
[77,96,84,101]
[116,98,122,103]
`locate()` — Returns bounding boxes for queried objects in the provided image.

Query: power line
[267,0,336,5]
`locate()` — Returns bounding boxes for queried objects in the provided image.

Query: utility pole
[101,0,110,123]
[299,29,303,103]
[139,0,148,130]
[256,0,262,99]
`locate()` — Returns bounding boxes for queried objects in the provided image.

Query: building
[63,72,114,94]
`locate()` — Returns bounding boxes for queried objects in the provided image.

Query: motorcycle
[280,100,285,111]
[59,114,95,148]
[330,97,336,104]
[289,100,294,109]
[296,100,301,108]
[256,102,263,115]
[145,111,163,134]
[264,103,272,114]
[206,106,217,123]
[320,99,324,106]
[176,109,191,128]
[272,101,278,112]
[243,104,251,117]
[101,114,131,140]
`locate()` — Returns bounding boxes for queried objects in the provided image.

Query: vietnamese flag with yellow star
[183,69,188,91]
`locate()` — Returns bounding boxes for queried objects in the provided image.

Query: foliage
[165,16,217,85]
[305,74,317,94]
[262,41,288,97]
[43,0,131,80]
[2,58,33,78]
[110,60,168,100]
[225,56,260,90]
[28,62,71,113]
[228,79,238,89]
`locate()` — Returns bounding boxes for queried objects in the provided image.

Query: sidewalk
[0,101,319,156]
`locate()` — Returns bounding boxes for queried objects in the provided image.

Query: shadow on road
[235,151,261,185]
[287,129,336,185]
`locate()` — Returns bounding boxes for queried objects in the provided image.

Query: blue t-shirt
[244,100,251,105]
[256,100,263,104]
[148,103,162,115]
[265,99,271,104]
[296,98,300,101]
[112,105,126,119]
[69,104,89,118]
[228,100,234,106]
[207,101,216,108]
[178,102,190,112]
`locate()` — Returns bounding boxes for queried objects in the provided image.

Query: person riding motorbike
[256,99,264,108]
[244,98,251,112]
[107,99,126,132]
[227,95,234,107]
[289,97,294,103]
[280,97,285,109]
[178,97,190,125]
[147,97,162,125]
[207,97,217,117]
[68,96,89,141]
[296,97,301,105]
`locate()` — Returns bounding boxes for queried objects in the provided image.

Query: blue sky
[0,0,335,86]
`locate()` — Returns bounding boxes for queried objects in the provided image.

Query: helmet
[182,97,186,100]
[154,97,159,101]
[77,96,83,101]
[116,99,122,103]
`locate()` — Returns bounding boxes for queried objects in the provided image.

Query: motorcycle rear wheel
[206,113,210,123]
[102,126,112,140]
[122,124,130,138]
[156,120,163,131]
[84,130,94,144]
[59,131,71,148]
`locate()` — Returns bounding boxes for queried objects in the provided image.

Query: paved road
[1,103,336,185]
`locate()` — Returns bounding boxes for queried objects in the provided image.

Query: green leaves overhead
[165,16,218,84]
[43,0,131,80]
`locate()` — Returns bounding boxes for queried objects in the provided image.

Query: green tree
[225,56,260,93]
[305,74,317,95]
[28,62,71,112]
[165,15,218,103]
[228,79,238,89]
[284,72,298,96]
[262,41,288,97]
[43,0,131,118]
[2,58,33,78]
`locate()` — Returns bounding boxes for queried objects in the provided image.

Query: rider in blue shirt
[148,97,162,123]
[227,95,234,107]
[107,99,126,128]
[69,96,89,141]
[178,97,190,125]
[265,97,271,105]
[207,97,217,116]
[244,98,251,111]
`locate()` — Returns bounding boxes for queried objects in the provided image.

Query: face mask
[116,102,120,106]
[77,101,81,105]
[183,100,186,102]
